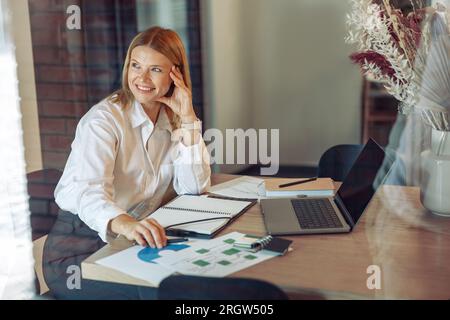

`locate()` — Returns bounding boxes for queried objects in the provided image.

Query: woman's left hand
[156,66,197,123]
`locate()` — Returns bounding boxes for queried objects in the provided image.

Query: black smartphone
[165,82,175,97]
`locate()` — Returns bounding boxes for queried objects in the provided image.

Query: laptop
[261,138,392,235]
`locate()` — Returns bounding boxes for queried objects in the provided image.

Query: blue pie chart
[137,244,190,263]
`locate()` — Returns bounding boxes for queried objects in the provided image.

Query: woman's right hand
[110,214,167,248]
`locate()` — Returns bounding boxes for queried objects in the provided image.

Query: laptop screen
[336,138,392,225]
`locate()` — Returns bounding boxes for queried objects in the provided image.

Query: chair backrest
[158,275,288,300]
[317,144,406,185]
[317,144,364,181]
[27,168,62,297]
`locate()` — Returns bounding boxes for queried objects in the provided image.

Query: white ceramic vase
[420,128,450,216]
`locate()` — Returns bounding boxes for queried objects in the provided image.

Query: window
[136,0,190,54]
[0,0,35,299]
[28,0,204,170]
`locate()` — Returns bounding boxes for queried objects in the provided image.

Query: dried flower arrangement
[347,1,450,216]
[346,0,450,131]
[345,0,433,114]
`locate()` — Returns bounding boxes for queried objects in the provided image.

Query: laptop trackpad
[261,199,301,234]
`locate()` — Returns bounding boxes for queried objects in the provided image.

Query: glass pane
[0,0,35,299]
[136,0,190,56]
[0,0,6,50]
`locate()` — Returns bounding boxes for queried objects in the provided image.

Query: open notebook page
[149,195,252,235]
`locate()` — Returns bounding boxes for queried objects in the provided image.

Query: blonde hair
[109,26,192,129]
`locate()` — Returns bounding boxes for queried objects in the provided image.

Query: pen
[278,177,318,188]
[166,229,205,238]
[167,237,189,244]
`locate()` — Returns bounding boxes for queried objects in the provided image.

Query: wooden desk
[82,174,450,299]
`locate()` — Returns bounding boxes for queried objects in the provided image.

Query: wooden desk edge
[81,174,425,300]
[81,174,374,299]
[81,246,369,300]
[81,240,373,300]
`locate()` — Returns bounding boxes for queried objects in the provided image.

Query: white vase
[420,128,450,216]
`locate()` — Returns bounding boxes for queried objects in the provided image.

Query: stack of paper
[263,178,334,197]
[208,176,335,200]
[207,176,265,199]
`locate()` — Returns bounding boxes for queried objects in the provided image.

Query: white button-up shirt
[54,98,211,242]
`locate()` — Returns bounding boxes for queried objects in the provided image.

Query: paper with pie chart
[154,232,278,277]
[95,240,199,285]
[95,232,278,284]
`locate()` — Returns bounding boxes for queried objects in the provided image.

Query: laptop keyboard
[291,198,343,229]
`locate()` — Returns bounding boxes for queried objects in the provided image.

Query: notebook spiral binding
[256,235,273,248]
[164,206,232,216]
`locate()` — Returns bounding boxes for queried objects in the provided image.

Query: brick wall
[28,0,137,169]
[28,0,204,170]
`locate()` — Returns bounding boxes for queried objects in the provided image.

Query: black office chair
[158,275,289,300]
[317,143,406,185]
[317,144,364,181]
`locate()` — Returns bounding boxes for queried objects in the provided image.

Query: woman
[43,26,211,299]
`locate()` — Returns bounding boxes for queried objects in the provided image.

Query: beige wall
[203,0,362,170]
[202,0,253,173]
[10,0,42,173]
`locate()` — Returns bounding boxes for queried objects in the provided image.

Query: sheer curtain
[0,0,35,299]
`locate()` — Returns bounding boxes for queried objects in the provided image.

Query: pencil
[278,177,317,188]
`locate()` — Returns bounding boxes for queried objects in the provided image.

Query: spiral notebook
[233,234,292,255]
[149,195,256,238]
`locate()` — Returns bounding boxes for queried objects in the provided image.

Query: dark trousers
[43,210,157,300]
